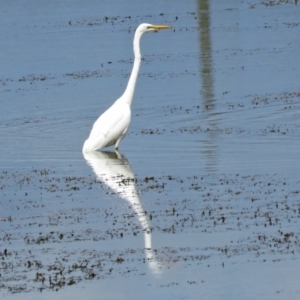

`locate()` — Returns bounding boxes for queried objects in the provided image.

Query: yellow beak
[150,25,171,30]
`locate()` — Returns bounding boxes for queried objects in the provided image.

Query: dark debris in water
[0,169,299,294]
[131,90,300,137]
[249,0,298,8]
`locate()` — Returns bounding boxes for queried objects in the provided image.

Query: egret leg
[115,138,121,151]
[115,127,128,150]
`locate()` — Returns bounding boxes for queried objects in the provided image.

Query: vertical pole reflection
[197,0,218,172]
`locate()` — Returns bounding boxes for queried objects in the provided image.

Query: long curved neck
[121,30,143,106]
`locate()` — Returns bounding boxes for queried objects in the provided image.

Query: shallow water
[1,0,300,299]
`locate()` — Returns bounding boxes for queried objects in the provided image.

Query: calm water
[1,0,300,299]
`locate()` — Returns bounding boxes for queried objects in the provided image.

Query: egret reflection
[83,150,161,275]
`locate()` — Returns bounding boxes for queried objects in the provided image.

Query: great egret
[83,23,170,152]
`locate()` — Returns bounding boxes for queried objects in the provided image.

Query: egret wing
[87,101,131,149]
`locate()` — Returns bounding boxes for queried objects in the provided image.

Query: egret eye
[147,26,152,29]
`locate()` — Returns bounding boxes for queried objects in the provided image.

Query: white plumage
[83,23,170,152]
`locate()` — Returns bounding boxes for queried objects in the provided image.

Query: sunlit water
[1,0,300,299]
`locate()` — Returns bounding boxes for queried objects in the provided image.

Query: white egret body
[83,23,170,152]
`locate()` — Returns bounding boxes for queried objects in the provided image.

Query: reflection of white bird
[83,23,170,152]
[83,150,162,275]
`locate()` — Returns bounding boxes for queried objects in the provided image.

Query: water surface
[1,0,300,299]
